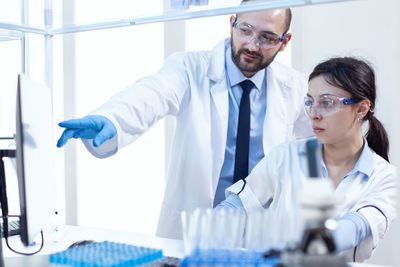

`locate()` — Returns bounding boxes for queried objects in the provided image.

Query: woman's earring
[357,117,361,123]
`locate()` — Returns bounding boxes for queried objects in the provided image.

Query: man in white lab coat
[57,8,313,239]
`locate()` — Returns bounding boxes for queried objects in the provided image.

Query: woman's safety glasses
[232,17,286,50]
[304,95,357,117]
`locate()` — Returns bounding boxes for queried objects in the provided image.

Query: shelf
[0,28,23,41]
[50,0,354,35]
[0,0,355,36]
[0,22,46,36]
[0,30,21,42]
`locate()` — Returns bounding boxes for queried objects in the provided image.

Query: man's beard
[231,39,280,75]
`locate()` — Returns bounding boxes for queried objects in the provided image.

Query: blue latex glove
[333,211,372,252]
[57,115,117,148]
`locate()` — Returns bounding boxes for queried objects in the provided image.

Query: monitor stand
[0,149,16,267]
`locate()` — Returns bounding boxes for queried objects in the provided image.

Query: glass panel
[0,1,21,24]
[0,40,20,137]
[73,10,166,235]
[74,0,164,24]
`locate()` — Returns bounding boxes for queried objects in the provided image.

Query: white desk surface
[2,225,392,267]
[3,225,184,266]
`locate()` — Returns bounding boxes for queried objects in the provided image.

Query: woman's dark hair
[309,57,390,162]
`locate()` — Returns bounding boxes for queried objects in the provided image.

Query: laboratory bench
[2,225,393,267]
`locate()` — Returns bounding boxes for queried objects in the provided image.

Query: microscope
[280,139,348,267]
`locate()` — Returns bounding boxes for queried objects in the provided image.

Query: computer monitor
[15,74,58,246]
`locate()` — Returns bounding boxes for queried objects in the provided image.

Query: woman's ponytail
[366,115,389,162]
[309,57,390,162]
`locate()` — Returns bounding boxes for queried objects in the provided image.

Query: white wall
[291,0,400,265]
[60,0,166,235]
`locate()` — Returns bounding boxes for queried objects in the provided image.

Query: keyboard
[156,256,181,267]
[1,219,21,237]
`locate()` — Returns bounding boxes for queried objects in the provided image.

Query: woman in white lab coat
[221,57,397,261]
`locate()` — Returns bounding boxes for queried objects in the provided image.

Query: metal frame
[0,0,356,88]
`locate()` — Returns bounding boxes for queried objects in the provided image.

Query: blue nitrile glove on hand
[57,115,117,148]
[332,211,372,252]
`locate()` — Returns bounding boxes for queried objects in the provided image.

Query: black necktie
[233,79,254,183]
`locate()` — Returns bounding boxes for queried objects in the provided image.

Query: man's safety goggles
[232,17,286,50]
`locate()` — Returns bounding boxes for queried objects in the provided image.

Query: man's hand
[57,115,117,148]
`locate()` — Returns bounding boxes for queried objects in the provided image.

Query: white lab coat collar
[207,38,228,82]
[262,62,292,152]
[299,138,375,181]
[324,138,375,180]
[352,139,374,179]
